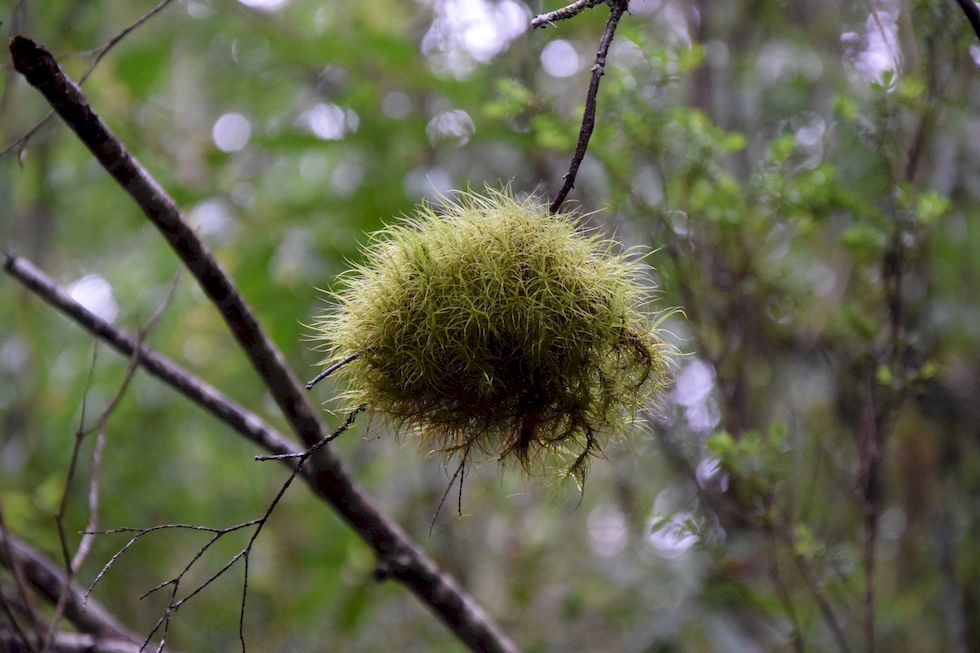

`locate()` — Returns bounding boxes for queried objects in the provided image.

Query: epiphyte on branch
[311,188,674,485]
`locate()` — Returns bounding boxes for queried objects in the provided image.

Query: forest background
[1,0,980,651]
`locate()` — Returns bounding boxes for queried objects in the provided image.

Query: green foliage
[4,0,980,651]
[313,189,673,482]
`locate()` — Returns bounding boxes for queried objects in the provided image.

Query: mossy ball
[312,189,673,483]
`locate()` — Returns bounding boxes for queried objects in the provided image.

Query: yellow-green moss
[312,189,673,483]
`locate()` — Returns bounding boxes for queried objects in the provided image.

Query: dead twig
[1,249,517,653]
[45,273,179,651]
[0,526,141,643]
[306,352,361,390]
[1,0,175,160]
[530,0,604,29]
[541,0,629,214]
[9,34,516,653]
[86,408,363,652]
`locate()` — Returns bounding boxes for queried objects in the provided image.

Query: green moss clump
[312,189,673,483]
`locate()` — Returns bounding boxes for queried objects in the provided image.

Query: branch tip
[546,0,628,214]
[306,352,361,390]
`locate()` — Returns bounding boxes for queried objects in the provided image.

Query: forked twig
[45,273,179,649]
[10,34,517,653]
[0,519,150,647]
[87,408,364,652]
[537,0,630,214]
[0,0,176,159]
[429,453,469,536]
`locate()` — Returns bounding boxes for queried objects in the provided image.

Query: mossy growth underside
[313,189,673,484]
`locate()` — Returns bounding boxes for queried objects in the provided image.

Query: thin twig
[9,36,518,652]
[255,408,363,460]
[784,527,854,653]
[306,351,361,390]
[45,274,178,650]
[0,584,35,652]
[0,0,175,160]
[46,346,99,652]
[429,454,468,536]
[2,249,518,653]
[0,527,141,643]
[547,0,629,214]
[762,499,805,653]
[0,508,45,650]
[530,0,604,29]
[87,409,363,652]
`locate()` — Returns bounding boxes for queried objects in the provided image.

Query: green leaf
[114,41,168,100]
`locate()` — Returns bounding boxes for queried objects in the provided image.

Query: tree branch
[1,0,176,160]
[3,255,516,651]
[0,631,159,653]
[0,528,139,643]
[46,278,175,651]
[8,35,518,652]
[543,0,629,214]
[953,0,980,43]
[3,253,295,459]
[530,0,603,29]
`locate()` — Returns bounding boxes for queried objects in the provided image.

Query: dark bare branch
[1,0,176,159]
[3,253,295,459]
[530,0,603,29]
[2,252,517,653]
[953,0,980,43]
[306,351,361,390]
[10,34,517,652]
[0,509,45,649]
[544,0,629,214]
[0,631,155,653]
[0,528,139,643]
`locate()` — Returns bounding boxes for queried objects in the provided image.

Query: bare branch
[0,508,45,649]
[0,585,36,652]
[3,253,296,459]
[0,0,176,159]
[0,528,139,643]
[306,351,361,390]
[543,0,629,214]
[530,0,603,29]
[2,251,518,653]
[953,0,980,43]
[1,631,158,653]
[9,34,518,651]
[45,277,178,650]
[87,408,364,652]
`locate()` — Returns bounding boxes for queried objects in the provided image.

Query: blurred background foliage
[2,0,979,651]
